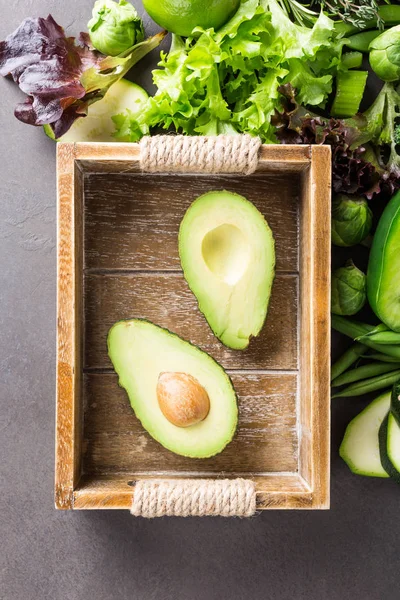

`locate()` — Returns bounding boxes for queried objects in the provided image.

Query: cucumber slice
[44,79,148,142]
[391,380,400,427]
[339,392,390,478]
[387,413,400,474]
[379,414,400,483]
[367,191,400,332]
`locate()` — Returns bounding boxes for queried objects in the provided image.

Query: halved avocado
[108,319,238,458]
[179,191,275,350]
[44,78,148,142]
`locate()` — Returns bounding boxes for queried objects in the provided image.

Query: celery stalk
[331,71,368,117]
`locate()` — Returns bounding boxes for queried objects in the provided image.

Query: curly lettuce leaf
[361,82,400,177]
[144,0,345,142]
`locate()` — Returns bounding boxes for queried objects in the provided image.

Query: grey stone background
[0,2,398,599]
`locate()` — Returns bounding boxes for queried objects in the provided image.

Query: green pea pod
[346,30,381,53]
[332,316,400,359]
[332,370,400,398]
[358,331,400,345]
[356,323,389,338]
[335,6,400,36]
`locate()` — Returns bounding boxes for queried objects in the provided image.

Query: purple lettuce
[0,15,165,138]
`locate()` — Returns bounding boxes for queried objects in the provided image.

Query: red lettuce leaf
[273,84,400,200]
[0,15,166,138]
[0,16,102,129]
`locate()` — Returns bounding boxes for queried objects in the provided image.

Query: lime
[143,0,241,37]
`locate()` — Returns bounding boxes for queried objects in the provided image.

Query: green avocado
[108,319,238,458]
[179,191,275,350]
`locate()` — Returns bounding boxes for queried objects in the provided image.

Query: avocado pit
[157,372,210,428]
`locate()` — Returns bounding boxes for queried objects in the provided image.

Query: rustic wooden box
[56,142,331,512]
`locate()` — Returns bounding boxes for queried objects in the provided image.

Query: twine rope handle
[140,134,261,175]
[131,479,257,518]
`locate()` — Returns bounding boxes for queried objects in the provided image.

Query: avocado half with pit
[108,319,238,458]
[179,191,275,350]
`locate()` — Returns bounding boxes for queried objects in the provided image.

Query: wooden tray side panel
[55,144,84,509]
[298,146,331,509]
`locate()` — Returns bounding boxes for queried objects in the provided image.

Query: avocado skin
[107,318,239,459]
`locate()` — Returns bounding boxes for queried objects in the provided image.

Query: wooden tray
[55,142,331,511]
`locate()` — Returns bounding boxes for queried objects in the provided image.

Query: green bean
[331,342,367,381]
[345,30,381,53]
[332,370,400,398]
[332,315,373,337]
[362,353,400,363]
[341,51,363,70]
[358,331,400,345]
[332,316,400,359]
[332,362,400,388]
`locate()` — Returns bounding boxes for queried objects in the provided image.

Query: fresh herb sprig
[312,0,385,30]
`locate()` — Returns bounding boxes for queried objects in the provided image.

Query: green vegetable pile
[117,0,347,141]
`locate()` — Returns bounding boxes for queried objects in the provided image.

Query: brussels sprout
[369,25,400,82]
[332,194,373,247]
[332,261,367,317]
[88,0,144,57]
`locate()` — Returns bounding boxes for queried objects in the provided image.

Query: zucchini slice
[379,414,400,483]
[340,392,390,478]
[391,380,400,427]
[44,78,148,142]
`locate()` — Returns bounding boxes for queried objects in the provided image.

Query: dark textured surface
[0,2,398,599]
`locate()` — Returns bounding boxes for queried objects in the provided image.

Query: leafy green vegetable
[369,24,400,81]
[275,84,400,199]
[117,0,345,142]
[275,0,317,27]
[332,260,367,316]
[332,194,373,246]
[88,0,144,56]
[361,82,400,178]
[0,14,165,138]
[112,104,149,141]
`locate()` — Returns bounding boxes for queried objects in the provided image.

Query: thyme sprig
[312,0,384,30]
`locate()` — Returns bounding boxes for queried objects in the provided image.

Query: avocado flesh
[179,191,276,350]
[108,319,238,458]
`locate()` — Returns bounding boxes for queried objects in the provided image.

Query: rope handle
[140,134,261,175]
[131,479,257,518]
